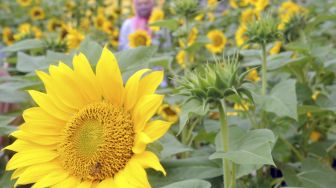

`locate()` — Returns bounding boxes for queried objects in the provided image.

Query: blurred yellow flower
[176,50,194,68]
[80,17,91,31]
[128,30,151,48]
[207,12,216,22]
[47,19,63,32]
[149,8,165,31]
[2,27,15,45]
[234,101,250,111]
[30,6,45,20]
[278,1,307,30]
[229,0,249,9]
[32,26,43,39]
[310,131,321,142]
[270,41,282,55]
[206,30,227,54]
[66,27,84,49]
[158,104,181,123]
[311,91,320,101]
[208,0,218,7]
[95,14,107,30]
[247,0,269,12]
[246,68,260,82]
[240,8,258,24]
[16,0,32,7]
[235,24,248,47]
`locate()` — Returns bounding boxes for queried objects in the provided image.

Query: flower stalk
[261,43,267,96]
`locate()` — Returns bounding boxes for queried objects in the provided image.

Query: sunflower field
[0,0,336,187]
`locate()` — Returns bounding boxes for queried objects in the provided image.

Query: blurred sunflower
[278,1,307,30]
[30,6,45,20]
[80,18,91,31]
[95,14,107,30]
[246,68,260,82]
[149,8,165,31]
[310,131,321,142]
[270,41,282,55]
[47,19,63,32]
[158,104,181,123]
[247,0,269,12]
[66,27,84,49]
[176,50,194,68]
[2,27,15,45]
[14,23,32,41]
[207,0,218,7]
[5,47,171,188]
[229,0,249,9]
[128,30,151,48]
[235,24,248,47]
[206,30,227,54]
[16,0,32,7]
[32,26,43,39]
[240,8,258,24]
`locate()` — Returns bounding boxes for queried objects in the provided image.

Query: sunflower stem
[218,100,233,188]
[261,43,267,96]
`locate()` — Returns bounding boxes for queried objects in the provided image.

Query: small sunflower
[66,27,85,49]
[5,47,171,188]
[95,14,107,30]
[206,30,227,54]
[47,19,63,32]
[246,68,260,82]
[240,8,258,24]
[176,50,194,68]
[208,0,218,7]
[309,131,321,142]
[270,41,282,55]
[128,30,151,48]
[30,6,45,20]
[2,27,15,45]
[158,104,181,123]
[16,0,32,7]
[235,24,248,47]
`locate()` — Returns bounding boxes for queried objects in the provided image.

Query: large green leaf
[158,133,192,158]
[297,158,336,188]
[0,90,29,103]
[161,179,211,188]
[0,116,17,136]
[16,52,48,72]
[0,39,45,52]
[254,79,298,120]
[78,38,103,65]
[210,126,275,166]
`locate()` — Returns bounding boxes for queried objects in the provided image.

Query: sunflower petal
[96,46,124,105]
[31,168,69,188]
[11,130,61,146]
[6,150,59,170]
[133,94,164,132]
[138,70,163,97]
[132,132,151,154]
[52,176,80,188]
[97,178,116,188]
[77,181,92,188]
[114,160,151,188]
[124,69,150,110]
[144,120,172,142]
[4,139,57,152]
[133,151,166,175]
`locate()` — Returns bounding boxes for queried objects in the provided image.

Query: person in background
[119,0,154,50]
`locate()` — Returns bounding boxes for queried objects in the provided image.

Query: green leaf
[158,133,192,158]
[0,171,15,188]
[210,126,275,166]
[78,38,103,65]
[179,99,208,134]
[161,179,211,188]
[185,36,210,53]
[254,79,298,120]
[16,52,48,72]
[297,158,336,188]
[0,90,29,103]
[149,19,179,30]
[0,39,45,52]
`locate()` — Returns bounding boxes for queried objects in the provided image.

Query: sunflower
[128,30,151,48]
[246,68,260,82]
[309,131,321,142]
[179,27,199,48]
[206,30,227,54]
[157,104,181,123]
[5,47,171,188]
[14,23,32,41]
[247,0,269,12]
[95,14,107,30]
[240,8,258,24]
[47,19,63,32]
[66,27,85,49]
[30,6,45,20]
[16,0,32,7]
[207,0,218,7]
[2,27,15,45]
[278,1,307,30]
[149,8,165,31]
[235,24,248,47]
[176,50,194,68]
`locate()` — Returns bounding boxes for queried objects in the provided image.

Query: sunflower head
[30,6,45,20]
[235,24,248,48]
[2,27,15,45]
[270,41,282,55]
[149,8,165,31]
[47,19,63,32]
[66,27,85,50]
[206,30,227,54]
[128,30,151,48]
[5,47,171,187]
[158,104,181,123]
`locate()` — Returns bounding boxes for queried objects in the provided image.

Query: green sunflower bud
[283,13,307,42]
[246,14,281,45]
[171,0,199,18]
[178,55,253,107]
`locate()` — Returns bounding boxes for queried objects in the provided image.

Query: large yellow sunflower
[128,30,151,48]
[5,47,171,188]
[206,30,227,54]
[30,6,45,20]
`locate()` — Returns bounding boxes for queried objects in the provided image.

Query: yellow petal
[15,162,60,185]
[36,70,78,112]
[72,53,101,102]
[31,168,69,188]
[23,107,65,126]
[20,122,63,136]
[96,46,124,106]
[77,181,92,188]
[138,71,163,97]
[52,176,80,188]
[132,132,151,154]
[11,130,61,145]
[133,151,166,175]
[6,150,59,170]
[114,160,151,188]
[133,94,164,132]
[97,178,116,188]
[48,64,86,109]
[11,167,27,180]
[28,90,70,121]
[4,139,57,152]
[124,69,150,110]
[144,120,172,142]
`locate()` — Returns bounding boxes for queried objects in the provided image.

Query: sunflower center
[212,35,223,47]
[135,35,147,46]
[163,107,177,116]
[58,102,135,181]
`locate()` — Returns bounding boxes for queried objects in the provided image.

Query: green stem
[279,136,304,161]
[218,101,233,188]
[261,43,267,96]
[230,163,236,188]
